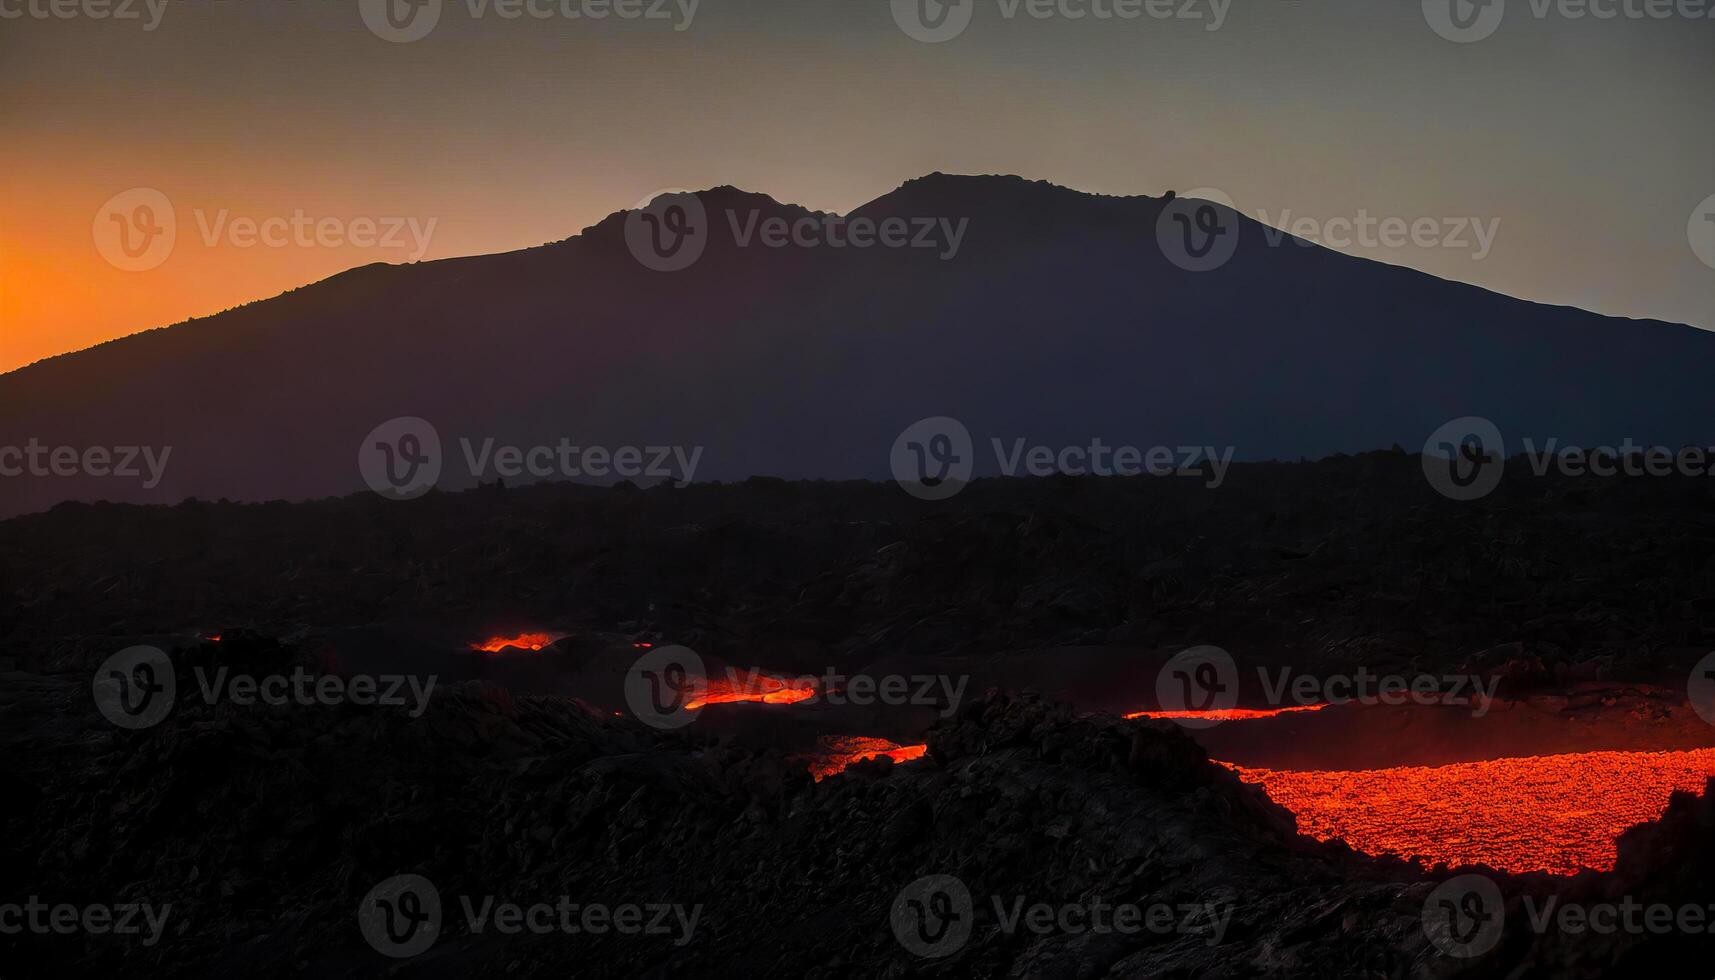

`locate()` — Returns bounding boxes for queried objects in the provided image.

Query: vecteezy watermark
[1421,416,1506,502]
[1690,194,1715,271]
[622,646,969,729]
[1156,188,1501,274]
[812,670,969,716]
[0,898,172,947]
[358,417,703,501]
[1690,651,1715,727]
[93,188,436,272]
[1149,645,1500,728]
[890,416,1232,500]
[1156,188,1240,273]
[891,417,975,501]
[0,0,169,30]
[359,0,699,42]
[622,189,969,271]
[1154,645,1239,729]
[1423,416,1715,501]
[0,440,172,488]
[1255,208,1500,261]
[92,188,176,272]
[889,874,1231,959]
[358,875,699,958]
[1258,666,1499,717]
[1424,871,1715,958]
[889,0,1234,43]
[92,646,437,729]
[91,646,177,730]
[1424,0,1715,43]
[1422,874,1505,958]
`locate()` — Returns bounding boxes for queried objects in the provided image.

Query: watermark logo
[361,417,703,499]
[890,874,974,958]
[1426,0,1715,41]
[1257,208,1500,261]
[93,648,438,730]
[1154,645,1239,729]
[1156,188,1239,273]
[459,438,702,483]
[0,898,171,946]
[1423,874,1505,957]
[359,874,443,958]
[359,875,699,955]
[0,440,172,487]
[891,0,975,42]
[625,190,708,272]
[92,646,176,730]
[1690,651,1715,727]
[890,874,1232,958]
[1422,416,1505,501]
[1690,193,1715,271]
[891,0,1233,41]
[1423,0,1506,42]
[1522,894,1715,935]
[0,0,169,30]
[625,645,708,729]
[95,189,437,269]
[1426,419,1715,501]
[1147,653,1500,726]
[1160,189,1502,271]
[361,0,699,40]
[623,191,969,271]
[360,0,443,42]
[891,417,1232,499]
[891,416,974,500]
[94,187,176,272]
[360,417,443,501]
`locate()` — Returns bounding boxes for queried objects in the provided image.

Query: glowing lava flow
[470,632,559,653]
[684,669,817,710]
[1125,703,1328,721]
[1225,748,1715,876]
[801,737,928,780]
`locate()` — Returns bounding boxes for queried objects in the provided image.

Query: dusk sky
[2,0,1711,373]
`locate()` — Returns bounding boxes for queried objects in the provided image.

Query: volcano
[3,174,1713,518]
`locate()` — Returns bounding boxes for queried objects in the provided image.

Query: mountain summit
[2,174,1710,516]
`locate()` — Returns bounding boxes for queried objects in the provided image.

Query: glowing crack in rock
[1124,703,1328,721]
[469,632,560,653]
[683,669,817,710]
[800,736,928,780]
[1224,747,1715,875]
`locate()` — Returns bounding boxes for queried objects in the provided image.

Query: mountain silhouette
[2,173,1711,517]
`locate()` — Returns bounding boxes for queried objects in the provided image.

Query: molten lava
[1225,747,1715,875]
[684,669,816,710]
[1125,703,1328,721]
[802,736,928,780]
[470,632,559,653]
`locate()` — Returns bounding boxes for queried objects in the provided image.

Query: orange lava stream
[1224,748,1715,875]
[801,737,928,780]
[470,632,559,653]
[683,670,817,711]
[1125,703,1328,721]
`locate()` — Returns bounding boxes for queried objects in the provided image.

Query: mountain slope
[1,174,1710,517]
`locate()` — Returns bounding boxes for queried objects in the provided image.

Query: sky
[2,0,1712,374]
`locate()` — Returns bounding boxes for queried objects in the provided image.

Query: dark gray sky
[3,0,1712,371]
